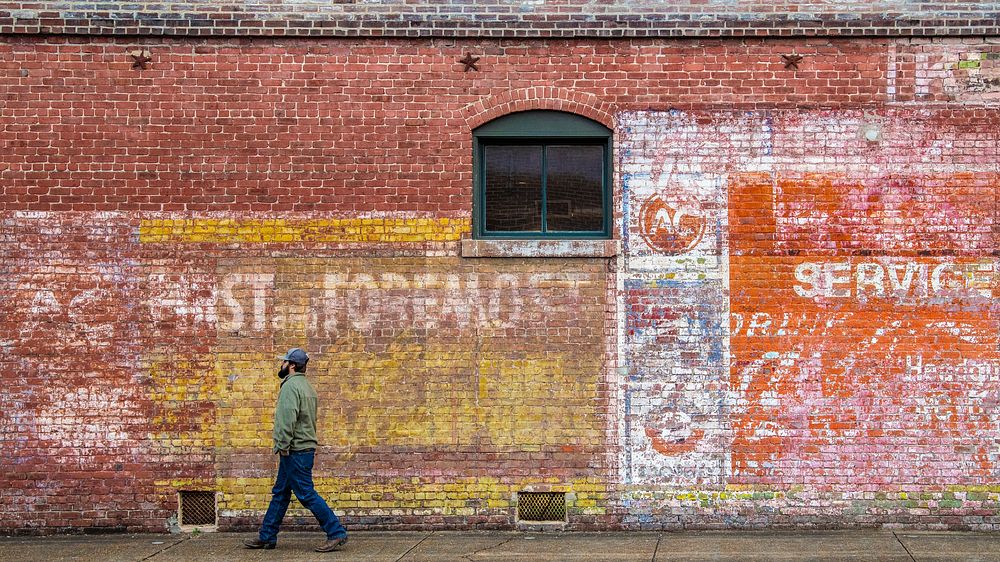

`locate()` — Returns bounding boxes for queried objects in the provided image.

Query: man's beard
[277,364,290,379]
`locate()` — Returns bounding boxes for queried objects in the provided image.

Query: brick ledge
[461,239,619,258]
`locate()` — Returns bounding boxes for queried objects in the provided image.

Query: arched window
[473,110,612,239]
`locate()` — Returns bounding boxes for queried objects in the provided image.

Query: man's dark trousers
[259,450,348,544]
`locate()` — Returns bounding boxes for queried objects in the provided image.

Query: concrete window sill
[461,239,619,258]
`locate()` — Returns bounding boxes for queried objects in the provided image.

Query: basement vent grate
[517,492,566,522]
[178,491,217,526]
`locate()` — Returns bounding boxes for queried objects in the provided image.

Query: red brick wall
[1,36,892,215]
[1,34,998,533]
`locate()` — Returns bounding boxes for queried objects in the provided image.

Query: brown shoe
[315,536,348,552]
[243,537,276,549]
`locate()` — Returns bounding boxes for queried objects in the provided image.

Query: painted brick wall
[618,108,998,529]
[0,34,998,533]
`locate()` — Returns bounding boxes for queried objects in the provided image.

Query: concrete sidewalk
[1,530,999,562]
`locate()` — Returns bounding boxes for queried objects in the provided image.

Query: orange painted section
[729,172,999,488]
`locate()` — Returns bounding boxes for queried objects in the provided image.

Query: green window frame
[473,110,612,239]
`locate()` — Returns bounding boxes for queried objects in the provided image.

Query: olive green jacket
[272,372,319,453]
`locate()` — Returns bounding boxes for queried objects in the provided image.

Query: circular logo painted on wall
[638,195,706,255]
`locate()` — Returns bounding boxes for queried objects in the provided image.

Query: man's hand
[278,448,290,457]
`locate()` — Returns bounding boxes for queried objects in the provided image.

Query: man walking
[243,348,349,552]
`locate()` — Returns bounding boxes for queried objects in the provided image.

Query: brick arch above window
[462,87,616,131]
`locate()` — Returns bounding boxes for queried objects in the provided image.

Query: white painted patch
[617,110,734,486]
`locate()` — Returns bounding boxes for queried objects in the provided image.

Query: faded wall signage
[896,41,1000,103]
[728,168,998,487]
[213,266,598,338]
[210,258,609,459]
[617,109,1000,502]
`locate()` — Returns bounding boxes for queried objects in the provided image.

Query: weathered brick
[1,30,998,534]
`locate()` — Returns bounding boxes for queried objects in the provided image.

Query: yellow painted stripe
[185,476,609,514]
[139,218,471,244]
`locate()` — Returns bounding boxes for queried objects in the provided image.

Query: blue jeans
[258,450,347,544]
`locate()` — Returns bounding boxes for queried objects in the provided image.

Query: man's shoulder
[295,375,319,397]
[286,374,315,391]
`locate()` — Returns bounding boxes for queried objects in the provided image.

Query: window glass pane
[545,145,604,232]
[484,145,543,232]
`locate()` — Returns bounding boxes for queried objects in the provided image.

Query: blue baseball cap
[278,347,309,365]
